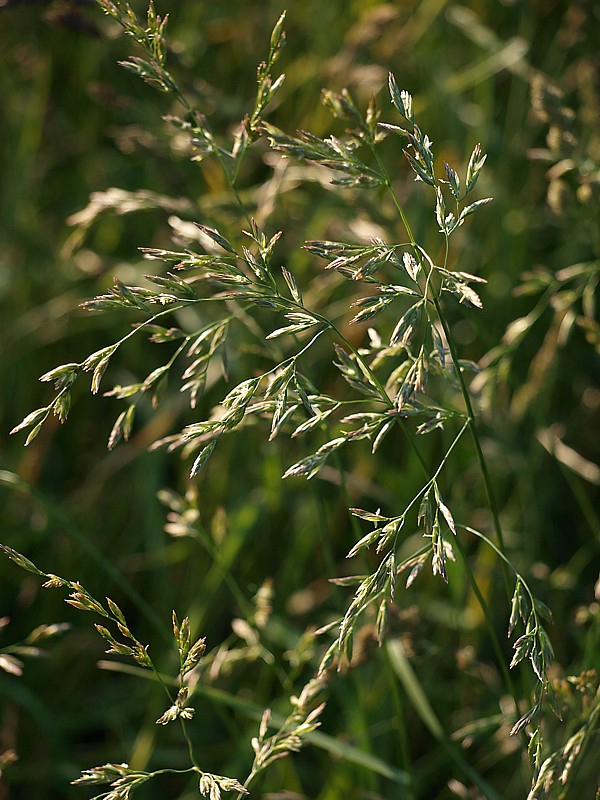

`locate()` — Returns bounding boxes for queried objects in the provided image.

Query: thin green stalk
[382,645,416,799]
[149,768,197,777]
[180,717,201,771]
[431,286,509,558]
[190,523,254,619]
[147,656,202,770]
[452,535,521,721]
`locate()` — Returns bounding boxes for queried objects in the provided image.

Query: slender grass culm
[2,2,599,799]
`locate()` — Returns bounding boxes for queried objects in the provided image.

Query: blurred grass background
[1,1,599,798]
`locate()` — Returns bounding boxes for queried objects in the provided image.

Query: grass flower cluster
[1,1,599,798]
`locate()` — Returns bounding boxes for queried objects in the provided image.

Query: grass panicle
[2,1,599,798]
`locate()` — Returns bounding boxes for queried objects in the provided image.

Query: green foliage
[1,1,599,799]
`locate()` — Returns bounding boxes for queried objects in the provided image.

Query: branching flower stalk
[97,0,286,226]
[0,545,250,799]
[379,76,508,559]
[462,527,558,742]
[10,302,216,449]
[264,77,557,765]
[236,678,327,800]
[4,4,569,798]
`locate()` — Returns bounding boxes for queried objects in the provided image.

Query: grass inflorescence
[1,1,599,798]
